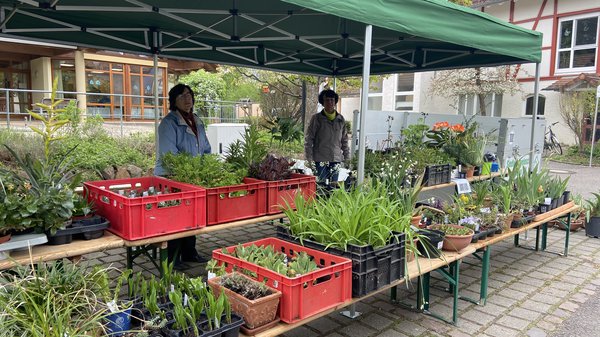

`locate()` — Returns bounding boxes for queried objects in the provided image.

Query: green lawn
[550,145,600,166]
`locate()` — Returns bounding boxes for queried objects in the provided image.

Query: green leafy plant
[0,146,79,235]
[72,190,96,218]
[225,124,268,171]
[264,116,303,144]
[162,152,245,188]
[585,192,600,222]
[27,77,71,163]
[429,224,473,236]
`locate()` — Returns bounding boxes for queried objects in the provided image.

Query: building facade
[0,38,215,121]
[340,0,599,146]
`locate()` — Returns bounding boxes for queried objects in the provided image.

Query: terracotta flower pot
[411,215,422,226]
[208,273,281,330]
[461,165,475,178]
[0,233,11,244]
[428,224,474,252]
[557,218,585,232]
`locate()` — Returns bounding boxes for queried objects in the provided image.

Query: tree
[179,69,226,117]
[428,66,522,116]
[559,91,596,152]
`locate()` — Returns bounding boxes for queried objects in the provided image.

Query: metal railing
[0,88,250,136]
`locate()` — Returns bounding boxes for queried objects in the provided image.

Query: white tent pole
[589,86,600,167]
[357,25,373,185]
[153,31,160,160]
[528,62,540,171]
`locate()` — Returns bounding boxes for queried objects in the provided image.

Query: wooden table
[462,202,578,305]
[0,232,124,270]
[245,202,579,336]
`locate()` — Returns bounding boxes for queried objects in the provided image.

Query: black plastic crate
[423,164,452,187]
[276,225,405,297]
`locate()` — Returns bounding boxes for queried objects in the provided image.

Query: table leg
[564,212,572,257]
[127,247,133,270]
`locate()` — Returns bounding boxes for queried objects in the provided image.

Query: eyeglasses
[177,92,193,99]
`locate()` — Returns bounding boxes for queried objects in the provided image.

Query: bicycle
[543,121,563,156]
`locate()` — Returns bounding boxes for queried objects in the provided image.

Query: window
[557,15,598,71]
[367,77,383,110]
[525,95,546,116]
[51,60,76,99]
[457,93,502,117]
[394,73,414,111]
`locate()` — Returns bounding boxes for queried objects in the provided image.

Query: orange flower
[433,121,450,130]
[451,124,465,132]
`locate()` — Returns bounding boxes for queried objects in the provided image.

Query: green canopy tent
[0,0,543,180]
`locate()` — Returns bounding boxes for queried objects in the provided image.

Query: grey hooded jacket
[304,111,349,163]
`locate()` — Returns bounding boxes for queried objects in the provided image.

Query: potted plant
[585,192,600,238]
[72,191,96,221]
[493,183,513,232]
[556,193,586,231]
[427,223,474,252]
[208,272,282,333]
[0,261,107,336]
[94,268,134,337]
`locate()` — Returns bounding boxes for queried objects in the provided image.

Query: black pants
[167,236,197,262]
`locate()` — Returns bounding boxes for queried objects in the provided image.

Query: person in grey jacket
[155,83,211,268]
[304,89,349,183]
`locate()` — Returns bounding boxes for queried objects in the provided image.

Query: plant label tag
[437,241,443,250]
[183,293,189,306]
[454,179,471,194]
[107,300,118,313]
[207,271,216,280]
[170,284,175,293]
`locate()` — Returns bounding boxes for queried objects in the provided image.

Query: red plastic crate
[205,177,267,225]
[84,176,206,240]
[263,173,316,214]
[212,237,352,323]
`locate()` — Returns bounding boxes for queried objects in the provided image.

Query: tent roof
[0,0,542,76]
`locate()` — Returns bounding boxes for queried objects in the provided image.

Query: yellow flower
[6,183,14,192]
[460,194,469,203]
[23,182,32,190]
[537,185,544,193]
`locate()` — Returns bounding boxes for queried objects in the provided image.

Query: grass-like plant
[283,181,411,250]
[0,262,107,336]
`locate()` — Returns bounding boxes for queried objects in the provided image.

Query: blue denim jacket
[154,110,211,176]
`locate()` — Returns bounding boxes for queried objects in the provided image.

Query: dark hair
[168,84,195,112]
[318,89,339,105]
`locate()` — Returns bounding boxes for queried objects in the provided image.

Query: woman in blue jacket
[155,83,211,268]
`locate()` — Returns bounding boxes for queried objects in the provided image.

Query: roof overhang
[543,73,600,92]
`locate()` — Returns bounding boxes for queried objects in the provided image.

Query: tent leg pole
[528,63,540,171]
[357,25,373,185]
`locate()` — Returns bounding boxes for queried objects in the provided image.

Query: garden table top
[421,172,504,192]
[471,202,578,250]
[0,232,124,270]
[122,214,287,247]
